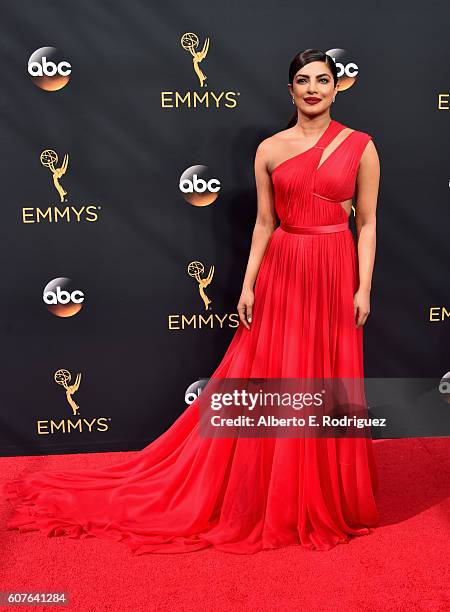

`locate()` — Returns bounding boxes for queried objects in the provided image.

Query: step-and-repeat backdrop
[1,1,449,455]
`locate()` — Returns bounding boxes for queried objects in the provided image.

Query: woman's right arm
[237,140,279,330]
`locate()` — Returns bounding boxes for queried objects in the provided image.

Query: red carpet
[1,437,449,612]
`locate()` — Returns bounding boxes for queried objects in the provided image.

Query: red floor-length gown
[3,119,379,554]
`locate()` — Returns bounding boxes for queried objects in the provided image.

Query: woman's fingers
[238,304,251,330]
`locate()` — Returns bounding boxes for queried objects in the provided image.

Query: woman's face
[288,61,337,114]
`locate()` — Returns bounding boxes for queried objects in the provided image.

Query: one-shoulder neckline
[270,119,342,177]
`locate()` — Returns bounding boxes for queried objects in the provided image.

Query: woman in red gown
[3,49,380,554]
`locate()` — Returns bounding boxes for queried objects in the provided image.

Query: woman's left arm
[353,139,380,328]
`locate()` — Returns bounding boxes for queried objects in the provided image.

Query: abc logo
[43,277,84,317]
[334,60,358,78]
[179,165,221,207]
[326,48,359,91]
[184,378,209,405]
[439,372,450,404]
[28,47,71,91]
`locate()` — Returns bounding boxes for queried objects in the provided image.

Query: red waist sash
[280,221,349,235]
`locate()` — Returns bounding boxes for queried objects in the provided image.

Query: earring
[332,97,335,102]
[291,97,295,104]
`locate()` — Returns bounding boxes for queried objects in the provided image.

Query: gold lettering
[65,419,82,432]
[49,419,68,433]
[181,314,197,328]
[224,91,238,108]
[54,207,70,222]
[438,93,449,110]
[214,313,228,328]
[21,205,99,224]
[229,312,240,327]
[70,206,85,222]
[97,418,109,431]
[36,207,52,222]
[81,418,96,432]
[429,307,439,321]
[429,306,450,321]
[86,205,99,221]
[161,92,174,107]
[161,91,239,109]
[208,91,223,107]
[37,420,49,434]
[22,208,35,223]
[193,91,209,107]
[37,418,110,434]
[175,92,191,107]
[198,314,214,327]
[169,313,241,329]
[168,315,180,329]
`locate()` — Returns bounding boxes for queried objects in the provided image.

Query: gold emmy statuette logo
[40,149,69,203]
[188,260,214,310]
[54,368,81,415]
[181,32,209,87]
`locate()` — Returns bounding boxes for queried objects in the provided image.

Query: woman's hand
[354,288,370,328]
[237,287,255,330]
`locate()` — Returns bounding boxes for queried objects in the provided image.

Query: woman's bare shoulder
[256,128,295,163]
[258,128,295,148]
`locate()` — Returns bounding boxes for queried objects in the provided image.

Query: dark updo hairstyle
[286,49,338,129]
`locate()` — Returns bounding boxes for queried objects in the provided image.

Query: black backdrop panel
[0,1,449,455]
